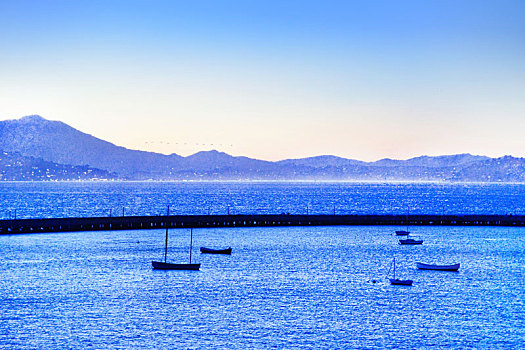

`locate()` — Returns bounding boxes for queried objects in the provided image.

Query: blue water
[0,181,524,219]
[1,182,525,348]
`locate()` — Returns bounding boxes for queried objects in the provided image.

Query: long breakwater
[1,214,525,234]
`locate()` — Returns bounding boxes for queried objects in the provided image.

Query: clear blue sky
[1,0,524,161]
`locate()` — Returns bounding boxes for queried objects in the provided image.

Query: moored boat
[395,230,410,236]
[388,257,413,286]
[395,208,411,236]
[152,206,200,271]
[200,247,232,255]
[416,262,460,271]
[152,261,201,270]
[389,278,413,286]
[399,238,423,245]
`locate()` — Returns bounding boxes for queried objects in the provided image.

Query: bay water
[0,182,524,348]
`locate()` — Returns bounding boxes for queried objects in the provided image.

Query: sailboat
[152,206,200,270]
[395,208,410,236]
[389,257,413,286]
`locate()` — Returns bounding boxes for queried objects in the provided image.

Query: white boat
[416,262,460,271]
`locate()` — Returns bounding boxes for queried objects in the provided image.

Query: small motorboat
[200,247,232,255]
[416,262,460,271]
[395,230,410,236]
[399,238,423,245]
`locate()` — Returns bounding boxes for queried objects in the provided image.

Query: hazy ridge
[1,115,524,182]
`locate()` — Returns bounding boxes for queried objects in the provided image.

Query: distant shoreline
[1,179,525,184]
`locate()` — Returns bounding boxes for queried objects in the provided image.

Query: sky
[1,0,524,161]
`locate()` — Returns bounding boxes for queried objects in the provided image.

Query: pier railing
[1,214,524,234]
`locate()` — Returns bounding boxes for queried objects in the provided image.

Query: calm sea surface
[0,182,524,349]
[0,181,524,219]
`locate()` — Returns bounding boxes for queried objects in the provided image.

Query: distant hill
[0,150,118,181]
[449,156,525,182]
[372,154,490,168]
[1,115,524,182]
[0,115,279,179]
[0,115,184,178]
[276,155,367,168]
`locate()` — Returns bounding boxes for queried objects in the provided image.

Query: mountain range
[1,115,524,182]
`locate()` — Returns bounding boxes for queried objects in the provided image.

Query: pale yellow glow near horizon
[1,39,523,162]
[0,102,519,162]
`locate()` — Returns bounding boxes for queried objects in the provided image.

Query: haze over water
[0,182,524,348]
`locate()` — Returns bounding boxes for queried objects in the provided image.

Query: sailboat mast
[164,205,170,263]
[406,208,409,232]
[189,228,193,264]
[393,257,396,280]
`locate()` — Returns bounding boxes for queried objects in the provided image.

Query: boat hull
[399,239,423,245]
[395,230,410,236]
[389,278,413,286]
[152,261,200,270]
[200,247,232,255]
[416,262,460,271]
